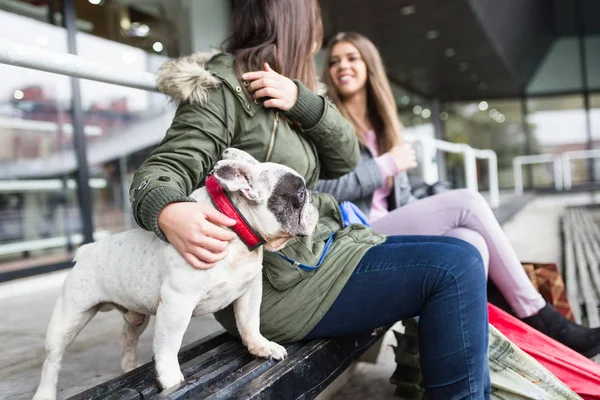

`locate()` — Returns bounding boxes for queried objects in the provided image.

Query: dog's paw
[32,388,56,400]
[247,338,287,360]
[157,370,185,390]
[121,358,140,373]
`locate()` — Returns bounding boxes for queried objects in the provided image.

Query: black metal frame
[0,260,73,283]
[60,0,95,245]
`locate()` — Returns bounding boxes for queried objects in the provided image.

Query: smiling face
[328,41,368,99]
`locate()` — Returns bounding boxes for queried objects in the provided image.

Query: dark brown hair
[225,0,323,92]
[323,32,402,153]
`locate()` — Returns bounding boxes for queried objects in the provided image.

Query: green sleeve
[284,81,360,179]
[130,95,234,241]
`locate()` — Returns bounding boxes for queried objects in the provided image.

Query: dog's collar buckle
[205,174,266,251]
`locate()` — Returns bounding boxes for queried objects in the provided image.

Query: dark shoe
[521,303,600,358]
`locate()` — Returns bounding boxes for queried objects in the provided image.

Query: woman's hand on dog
[243,63,298,111]
[158,203,237,269]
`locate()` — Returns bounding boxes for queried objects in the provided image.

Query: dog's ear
[221,148,259,165]
[212,160,261,201]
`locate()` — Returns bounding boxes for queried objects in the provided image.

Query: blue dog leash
[275,201,368,272]
[275,233,335,271]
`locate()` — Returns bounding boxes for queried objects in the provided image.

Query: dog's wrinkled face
[213,148,319,251]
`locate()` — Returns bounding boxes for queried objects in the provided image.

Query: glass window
[0,11,82,274]
[443,100,525,190]
[75,0,179,56]
[591,94,600,180]
[0,0,63,28]
[74,29,171,234]
[526,95,588,187]
[585,35,600,90]
[526,37,584,95]
[591,94,600,142]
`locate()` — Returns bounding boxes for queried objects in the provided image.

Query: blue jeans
[306,236,491,400]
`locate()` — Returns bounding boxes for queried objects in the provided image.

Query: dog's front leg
[153,285,194,390]
[233,276,287,360]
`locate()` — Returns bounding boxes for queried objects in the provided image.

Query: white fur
[32,150,318,400]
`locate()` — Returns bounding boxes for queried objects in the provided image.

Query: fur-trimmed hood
[156,52,221,105]
[156,52,328,105]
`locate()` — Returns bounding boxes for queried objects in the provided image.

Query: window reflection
[444,100,525,189]
[0,10,76,274]
[527,95,588,187]
[75,29,172,234]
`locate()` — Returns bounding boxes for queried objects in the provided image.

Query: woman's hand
[158,202,238,270]
[387,143,418,172]
[242,63,298,111]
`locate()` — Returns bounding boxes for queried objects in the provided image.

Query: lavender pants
[371,189,546,318]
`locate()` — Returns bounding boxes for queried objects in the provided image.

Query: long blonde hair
[323,32,402,154]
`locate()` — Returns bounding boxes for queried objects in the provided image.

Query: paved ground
[0,273,222,399]
[1,192,598,400]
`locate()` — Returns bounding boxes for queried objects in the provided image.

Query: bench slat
[68,331,233,400]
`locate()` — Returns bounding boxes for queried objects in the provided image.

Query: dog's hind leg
[120,311,149,373]
[33,292,98,400]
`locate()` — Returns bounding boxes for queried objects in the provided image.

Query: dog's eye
[297,189,306,202]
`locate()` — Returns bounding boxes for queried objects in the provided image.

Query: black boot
[390,319,424,399]
[521,303,600,358]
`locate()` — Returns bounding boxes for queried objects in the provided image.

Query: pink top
[361,130,398,222]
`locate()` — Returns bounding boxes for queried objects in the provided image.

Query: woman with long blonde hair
[317,31,600,358]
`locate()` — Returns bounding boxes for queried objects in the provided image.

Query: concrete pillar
[176,0,232,55]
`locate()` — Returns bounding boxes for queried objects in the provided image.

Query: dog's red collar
[205,174,266,251]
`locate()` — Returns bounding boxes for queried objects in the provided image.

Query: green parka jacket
[130,53,385,342]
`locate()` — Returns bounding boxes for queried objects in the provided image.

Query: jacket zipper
[265,112,279,162]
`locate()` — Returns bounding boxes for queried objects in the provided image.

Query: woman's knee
[453,189,490,212]
[437,241,487,288]
[445,228,490,275]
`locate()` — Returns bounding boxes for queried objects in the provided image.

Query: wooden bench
[68,330,386,400]
[562,206,600,328]
[69,193,534,400]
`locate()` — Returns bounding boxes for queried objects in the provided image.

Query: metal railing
[513,149,600,194]
[513,154,563,195]
[473,148,499,208]
[0,39,156,91]
[0,38,501,208]
[0,178,107,192]
[561,149,600,190]
[407,135,500,208]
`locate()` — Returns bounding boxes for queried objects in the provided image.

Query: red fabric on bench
[489,303,600,400]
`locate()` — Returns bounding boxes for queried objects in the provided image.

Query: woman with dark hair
[130,1,491,398]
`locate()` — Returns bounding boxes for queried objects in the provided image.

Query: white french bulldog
[33,148,319,400]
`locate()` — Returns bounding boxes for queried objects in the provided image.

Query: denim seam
[352,263,457,276]
[452,271,476,398]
